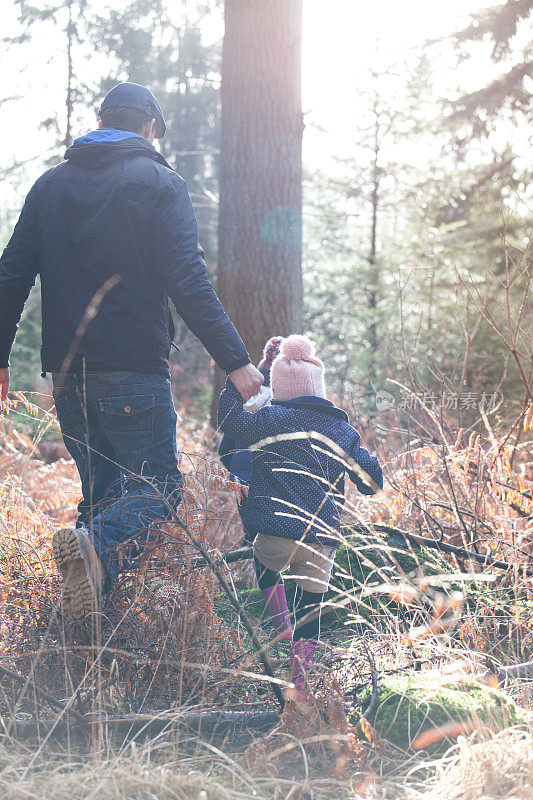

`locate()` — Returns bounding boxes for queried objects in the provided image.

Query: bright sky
[302,0,493,162]
[0,0,501,207]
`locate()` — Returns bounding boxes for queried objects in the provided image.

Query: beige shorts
[253,533,336,594]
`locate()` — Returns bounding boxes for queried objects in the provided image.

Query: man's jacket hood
[65,129,172,169]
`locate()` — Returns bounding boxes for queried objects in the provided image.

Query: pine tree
[303,46,531,415]
[7,0,88,155]
[448,0,532,136]
[216,0,304,364]
[304,67,424,403]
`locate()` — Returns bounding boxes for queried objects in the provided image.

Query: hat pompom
[263,336,283,361]
[280,335,316,361]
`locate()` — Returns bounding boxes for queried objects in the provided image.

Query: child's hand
[228,363,264,402]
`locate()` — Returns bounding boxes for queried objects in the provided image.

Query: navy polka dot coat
[218,380,383,546]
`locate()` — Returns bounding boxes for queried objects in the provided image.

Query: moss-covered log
[356,674,524,753]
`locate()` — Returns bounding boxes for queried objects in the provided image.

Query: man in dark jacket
[0,82,262,633]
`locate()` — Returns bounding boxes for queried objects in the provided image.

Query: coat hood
[271,395,349,422]
[65,129,172,169]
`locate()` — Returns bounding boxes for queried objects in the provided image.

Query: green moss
[214,586,264,626]
[336,527,454,581]
[322,529,454,630]
[215,531,456,634]
[356,674,524,752]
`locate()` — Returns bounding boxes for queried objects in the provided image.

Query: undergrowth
[0,390,532,799]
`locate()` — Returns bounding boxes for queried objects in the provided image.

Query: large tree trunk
[212,0,304,422]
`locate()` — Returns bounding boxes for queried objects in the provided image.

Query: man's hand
[0,367,9,405]
[228,363,263,403]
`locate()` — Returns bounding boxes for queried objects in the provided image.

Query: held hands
[228,363,263,403]
[0,363,263,407]
[0,367,9,405]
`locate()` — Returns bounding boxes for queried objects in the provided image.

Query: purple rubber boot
[289,640,317,695]
[261,584,293,641]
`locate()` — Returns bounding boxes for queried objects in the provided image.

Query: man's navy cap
[99,82,166,138]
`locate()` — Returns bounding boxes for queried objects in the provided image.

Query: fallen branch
[191,524,533,577]
[481,659,533,685]
[499,661,533,680]
[4,708,280,742]
[192,545,253,569]
[367,523,533,577]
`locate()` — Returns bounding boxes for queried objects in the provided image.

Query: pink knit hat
[270,335,326,401]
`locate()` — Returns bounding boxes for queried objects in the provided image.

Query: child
[218,335,383,694]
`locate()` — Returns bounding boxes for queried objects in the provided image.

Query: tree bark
[65,0,74,148]
[212,0,304,420]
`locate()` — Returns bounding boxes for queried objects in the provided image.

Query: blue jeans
[52,371,182,581]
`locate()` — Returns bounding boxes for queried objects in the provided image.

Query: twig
[54,276,120,388]
[361,642,379,723]
[0,663,85,722]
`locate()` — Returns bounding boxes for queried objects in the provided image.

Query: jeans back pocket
[98,394,155,452]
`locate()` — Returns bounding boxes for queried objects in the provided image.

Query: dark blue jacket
[218,431,253,485]
[0,130,249,376]
[218,364,270,484]
[218,380,383,546]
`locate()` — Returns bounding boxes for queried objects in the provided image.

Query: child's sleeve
[217,378,274,446]
[218,431,237,472]
[347,431,383,495]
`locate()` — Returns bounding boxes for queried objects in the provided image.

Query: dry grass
[0,737,366,800]
[1,393,532,799]
[407,727,533,800]
[0,743,261,800]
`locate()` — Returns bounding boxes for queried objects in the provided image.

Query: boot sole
[52,527,102,633]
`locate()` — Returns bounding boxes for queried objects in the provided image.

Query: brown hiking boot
[52,527,106,634]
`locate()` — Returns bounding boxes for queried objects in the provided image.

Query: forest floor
[0,396,532,799]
